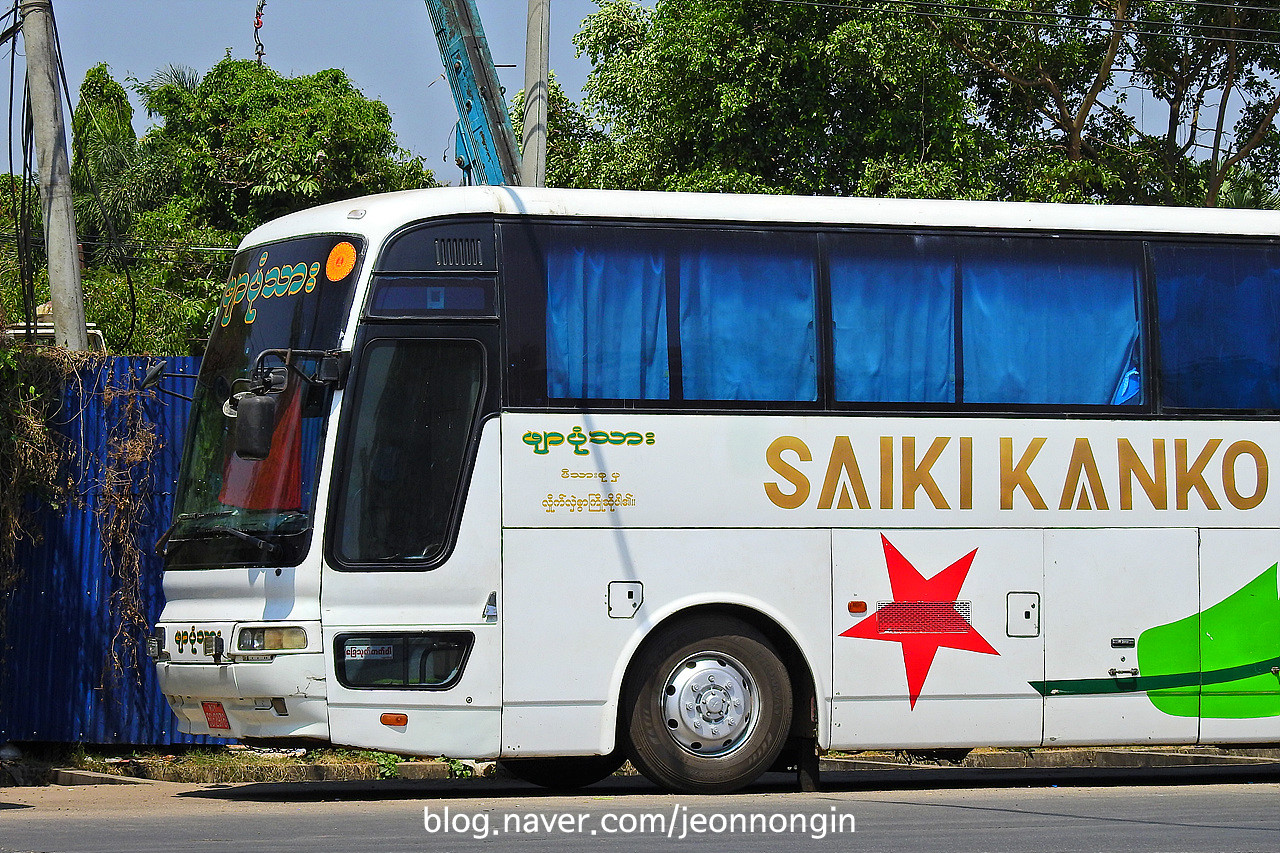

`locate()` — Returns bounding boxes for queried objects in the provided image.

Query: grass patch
[30,744,418,783]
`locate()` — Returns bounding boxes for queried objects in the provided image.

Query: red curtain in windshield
[219,384,303,511]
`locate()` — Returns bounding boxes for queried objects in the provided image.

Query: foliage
[568,0,990,197]
[559,0,1280,206]
[439,755,474,778]
[97,376,160,683]
[1217,170,1280,210]
[11,58,443,356]
[136,58,438,233]
[1126,0,1280,205]
[71,64,173,266]
[900,0,1280,204]
[358,750,404,779]
[0,343,85,593]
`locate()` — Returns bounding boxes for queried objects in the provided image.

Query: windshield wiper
[209,526,284,555]
[155,511,234,556]
[158,523,284,557]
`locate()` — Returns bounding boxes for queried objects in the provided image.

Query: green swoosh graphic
[1031,564,1280,718]
[1030,655,1280,697]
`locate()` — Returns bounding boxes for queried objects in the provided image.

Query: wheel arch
[601,599,824,755]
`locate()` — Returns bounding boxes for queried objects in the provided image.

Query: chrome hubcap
[661,652,757,757]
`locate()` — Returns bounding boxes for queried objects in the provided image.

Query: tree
[1128,0,1280,206]
[925,1,1280,205]
[567,0,993,198]
[137,58,437,232]
[70,64,172,264]
[45,59,443,354]
[561,1,1280,206]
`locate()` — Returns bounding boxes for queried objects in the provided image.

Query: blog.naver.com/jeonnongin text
[424,804,856,841]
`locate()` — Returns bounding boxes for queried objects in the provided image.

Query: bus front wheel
[624,616,792,793]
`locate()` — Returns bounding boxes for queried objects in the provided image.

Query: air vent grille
[435,238,484,268]
[874,601,973,634]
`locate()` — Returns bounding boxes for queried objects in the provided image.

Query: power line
[768,0,1280,23]
[78,236,236,255]
[759,0,1280,48]
[0,232,236,255]
[46,3,137,349]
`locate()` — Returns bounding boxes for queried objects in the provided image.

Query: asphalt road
[3,765,1279,853]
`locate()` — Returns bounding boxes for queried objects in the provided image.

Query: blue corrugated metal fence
[0,355,228,746]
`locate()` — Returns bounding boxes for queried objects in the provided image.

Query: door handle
[1109,667,1139,678]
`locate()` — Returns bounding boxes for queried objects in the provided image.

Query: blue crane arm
[425,0,522,186]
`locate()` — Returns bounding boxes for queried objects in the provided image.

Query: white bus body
[154,187,1280,792]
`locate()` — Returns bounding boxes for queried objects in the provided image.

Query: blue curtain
[962,240,1141,405]
[678,234,817,401]
[546,239,669,400]
[830,236,955,402]
[1154,244,1280,409]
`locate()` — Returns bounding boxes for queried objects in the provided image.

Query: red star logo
[841,535,999,708]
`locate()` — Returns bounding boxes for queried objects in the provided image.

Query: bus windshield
[165,234,362,568]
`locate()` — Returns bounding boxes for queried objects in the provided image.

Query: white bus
[152,186,1280,793]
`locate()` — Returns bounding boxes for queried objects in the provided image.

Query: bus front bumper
[157,652,329,739]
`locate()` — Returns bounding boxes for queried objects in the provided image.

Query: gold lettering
[880,436,893,510]
[818,436,871,510]
[902,436,951,509]
[1222,440,1267,510]
[1118,438,1166,510]
[1058,437,1109,510]
[764,436,811,509]
[1175,439,1222,510]
[959,436,973,510]
[1000,437,1048,510]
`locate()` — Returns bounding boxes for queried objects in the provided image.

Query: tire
[498,752,624,790]
[623,615,792,794]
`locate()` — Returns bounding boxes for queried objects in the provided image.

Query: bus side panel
[1043,529,1199,745]
[500,528,832,757]
[829,529,1044,750]
[1198,529,1280,743]
[321,421,502,758]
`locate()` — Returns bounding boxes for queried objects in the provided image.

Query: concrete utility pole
[21,0,88,351]
[520,0,549,188]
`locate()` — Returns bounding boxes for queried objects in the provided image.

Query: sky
[20,0,604,183]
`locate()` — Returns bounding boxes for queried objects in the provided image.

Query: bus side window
[677,231,818,402]
[545,233,670,401]
[829,234,955,404]
[960,238,1144,406]
[829,234,1143,408]
[541,226,819,404]
[1153,243,1280,411]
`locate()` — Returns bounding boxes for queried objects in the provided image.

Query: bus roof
[239,186,1280,252]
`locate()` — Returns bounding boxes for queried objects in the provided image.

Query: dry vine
[0,343,92,590]
[96,375,160,684]
[0,332,164,696]
[0,339,96,711]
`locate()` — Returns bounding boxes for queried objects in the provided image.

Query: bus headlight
[237,626,307,652]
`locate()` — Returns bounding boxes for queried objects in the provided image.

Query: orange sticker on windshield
[326,241,357,282]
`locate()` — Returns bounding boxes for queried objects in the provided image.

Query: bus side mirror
[140,360,166,391]
[235,393,278,461]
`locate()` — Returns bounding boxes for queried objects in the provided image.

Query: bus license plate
[201,701,231,730]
